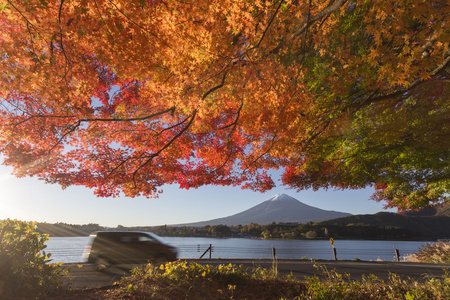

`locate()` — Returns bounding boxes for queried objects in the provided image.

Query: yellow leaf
[419,72,431,81]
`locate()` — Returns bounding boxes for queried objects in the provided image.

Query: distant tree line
[37,221,420,240]
[146,222,419,240]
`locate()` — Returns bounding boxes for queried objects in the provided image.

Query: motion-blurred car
[82,231,178,270]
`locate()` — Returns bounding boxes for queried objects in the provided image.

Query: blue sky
[0,164,396,227]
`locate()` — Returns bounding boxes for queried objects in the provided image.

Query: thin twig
[131,110,197,187]
[243,135,277,172]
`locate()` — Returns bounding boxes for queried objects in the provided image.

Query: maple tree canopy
[0,0,448,210]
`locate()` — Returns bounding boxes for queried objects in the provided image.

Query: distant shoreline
[38,218,448,241]
[48,236,436,242]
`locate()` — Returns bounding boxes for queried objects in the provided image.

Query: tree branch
[201,71,228,100]
[58,0,65,24]
[6,0,47,43]
[128,70,230,184]
[106,0,172,49]
[131,110,197,186]
[80,106,176,123]
[246,0,284,53]
[269,0,348,55]
[93,0,116,45]
[7,106,176,124]
[290,0,348,40]
[47,120,81,153]
[208,100,244,173]
[243,135,277,172]
[363,55,450,105]
[157,114,190,136]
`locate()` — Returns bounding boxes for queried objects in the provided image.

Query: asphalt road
[64,259,450,290]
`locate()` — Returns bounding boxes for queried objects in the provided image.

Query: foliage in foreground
[0,219,67,300]
[70,261,450,300]
[405,240,450,264]
[304,264,450,300]
[113,261,304,299]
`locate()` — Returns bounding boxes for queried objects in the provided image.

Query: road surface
[64,259,450,290]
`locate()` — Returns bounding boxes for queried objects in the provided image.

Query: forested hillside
[319,211,450,240]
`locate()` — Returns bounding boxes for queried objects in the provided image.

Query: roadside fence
[178,244,407,261]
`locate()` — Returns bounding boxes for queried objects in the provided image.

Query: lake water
[45,236,431,263]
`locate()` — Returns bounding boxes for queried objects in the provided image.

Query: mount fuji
[179,193,351,226]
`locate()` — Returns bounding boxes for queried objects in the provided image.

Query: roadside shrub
[66,262,450,299]
[0,219,66,299]
[303,263,450,300]
[111,261,305,299]
[405,240,450,263]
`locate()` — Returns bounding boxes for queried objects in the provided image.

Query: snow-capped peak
[268,193,292,201]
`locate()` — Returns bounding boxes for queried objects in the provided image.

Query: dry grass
[404,240,450,264]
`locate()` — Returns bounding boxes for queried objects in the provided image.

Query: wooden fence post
[199,244,212,259]
[394,247,400,262]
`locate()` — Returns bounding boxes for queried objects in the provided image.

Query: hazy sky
[0,164,396,227]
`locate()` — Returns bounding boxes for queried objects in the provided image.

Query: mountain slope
[178,194,351,226]
[401,202,450,217]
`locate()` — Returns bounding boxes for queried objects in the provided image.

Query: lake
[45,236,431,263]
